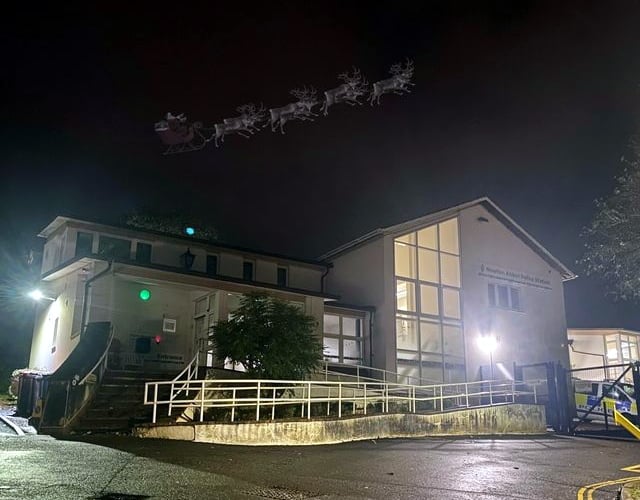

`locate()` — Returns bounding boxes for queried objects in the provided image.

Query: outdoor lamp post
[477,334,499,380]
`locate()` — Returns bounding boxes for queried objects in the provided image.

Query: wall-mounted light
[180,248,196,270]
[27,289,55,302]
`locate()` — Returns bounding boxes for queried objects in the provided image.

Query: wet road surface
[1,433,638,499]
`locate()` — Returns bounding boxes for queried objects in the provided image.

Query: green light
[139,289,151,301]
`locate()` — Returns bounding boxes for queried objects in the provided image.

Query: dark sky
[3,2,640,333]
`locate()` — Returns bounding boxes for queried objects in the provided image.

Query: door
[193,292,219,367]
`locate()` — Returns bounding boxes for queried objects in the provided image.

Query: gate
[567,362,640,437]
[514,361,571,432]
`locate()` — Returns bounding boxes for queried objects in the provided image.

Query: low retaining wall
[134,404,546,445]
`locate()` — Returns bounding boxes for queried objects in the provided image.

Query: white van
[574,380,637,422]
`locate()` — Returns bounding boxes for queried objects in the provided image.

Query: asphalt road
[1,433,638,499]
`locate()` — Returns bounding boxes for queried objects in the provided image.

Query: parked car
[574,379,637,423]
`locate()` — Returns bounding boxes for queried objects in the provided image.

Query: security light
[28,289,44,301]
[27,289,55,301]
[185,227,195,236]
[477,334,498,353]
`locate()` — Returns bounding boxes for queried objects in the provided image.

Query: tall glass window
[393,217,465,384]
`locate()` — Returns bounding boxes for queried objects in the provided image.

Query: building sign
[479,264,552,291]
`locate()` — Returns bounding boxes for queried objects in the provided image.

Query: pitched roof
[320,197,576,281]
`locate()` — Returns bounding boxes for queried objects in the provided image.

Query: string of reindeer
[154,59,414,155]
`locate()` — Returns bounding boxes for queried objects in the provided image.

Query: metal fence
[144,377,542,424]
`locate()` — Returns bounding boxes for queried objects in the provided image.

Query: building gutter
[80,260,113,335]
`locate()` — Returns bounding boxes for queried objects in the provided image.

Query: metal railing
[319,361,441,386]
[144,377,542,424]
[167,351,200,417]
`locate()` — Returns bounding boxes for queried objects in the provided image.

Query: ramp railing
[144,377,542,424]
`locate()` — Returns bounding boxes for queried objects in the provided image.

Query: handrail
[62,326,115,429]
[167,351,199,417]
[144,377,543,424]
[77,327,114,386]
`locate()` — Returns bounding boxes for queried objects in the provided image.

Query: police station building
[27,197,575,385]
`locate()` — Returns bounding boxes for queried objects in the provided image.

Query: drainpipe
[320,263,332,293]
[80,260,113,335]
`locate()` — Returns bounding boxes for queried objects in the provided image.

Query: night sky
[3,1,640,368]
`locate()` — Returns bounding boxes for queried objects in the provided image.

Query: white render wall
[458,204,570,379]
[325,202,571,383]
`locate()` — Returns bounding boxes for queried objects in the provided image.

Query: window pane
[497,285,509,308]
[343,339,361,364]
[420,321,442,354]
[418,248,439,283]
[606,341,618,361]
[98,236,131,260]
[396,280,416,312]
[443,325,464,358]
[396,317,418,350]
[323,337,339,361]
[439,218,459,255]
[136,243,152,263]
[195,296,208,316]
[488,284,496,306]
[419,284,439,316]
[510,288,521,311]
[440,254,460,287]
[442,288,461,319]
[277,267,287,286]
[397,362,420,384]
[242,262,254,281]
[394,242,416,278]
[76,232,93,256]
[227,293,242,318]
[206,255,218,275]
[342,317,358,337]
[417,225,438,249]
[324,314,340,334]
[395,233,415,245]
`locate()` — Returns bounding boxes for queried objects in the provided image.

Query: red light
[154,335,162,344]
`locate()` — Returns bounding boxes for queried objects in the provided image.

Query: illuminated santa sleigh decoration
[155,60,414,154]
[154,113,213,155]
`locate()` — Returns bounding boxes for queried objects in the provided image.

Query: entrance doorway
[193,292,219,367]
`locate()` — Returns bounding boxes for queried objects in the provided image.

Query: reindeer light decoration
[267,87,318,134]
[155,59,414,154]
[369,59,414,105]
[320,68,369,115]
[214,103,265,147]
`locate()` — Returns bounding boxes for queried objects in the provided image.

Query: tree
[210,292,323,380]
[580,140,640,301]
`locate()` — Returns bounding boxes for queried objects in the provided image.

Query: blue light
[185,227,195,236]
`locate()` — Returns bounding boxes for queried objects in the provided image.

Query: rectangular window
[206,255,218,276]
[98,236,131,260]
[75,232,93,256]
[277,267,288,287]
[488,284,523,312]
[135,243,152,263]
[242,261,254,281]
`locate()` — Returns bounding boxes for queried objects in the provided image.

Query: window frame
[488,283,523,312]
